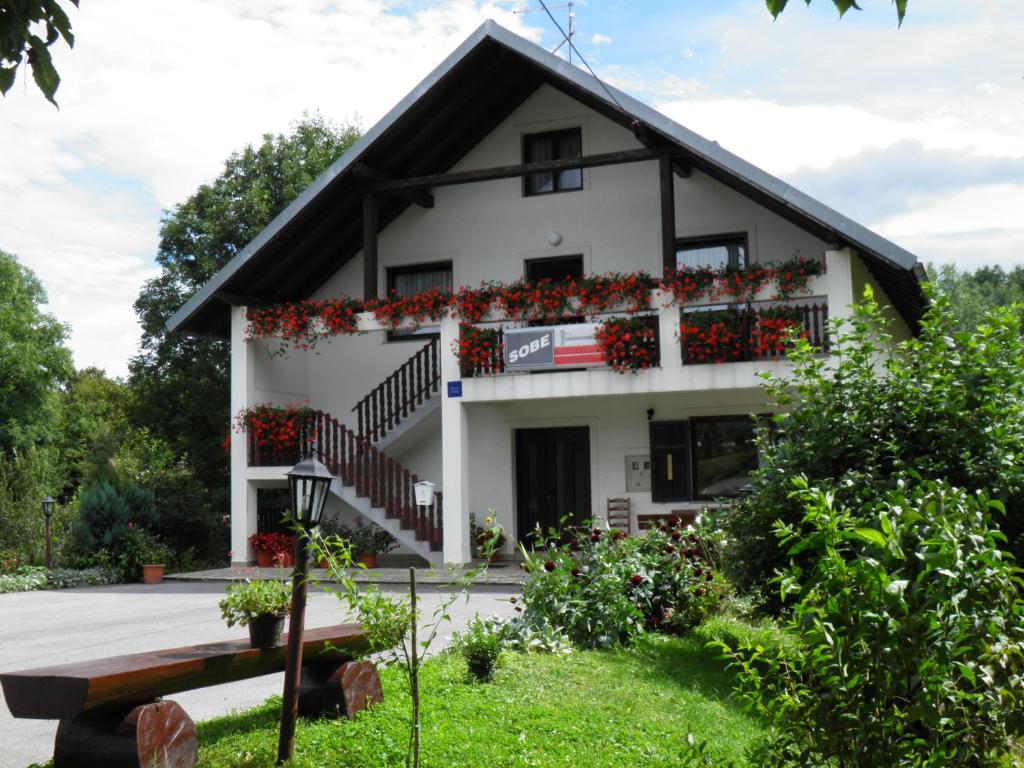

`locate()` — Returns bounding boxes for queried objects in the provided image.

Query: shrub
[692,615,794,659]
[518,518,728,648]
[725,479,1024,767]
[0,565,120,593]
[219,579,292,628]
[454,614,505,682]
[723,291,1024,606]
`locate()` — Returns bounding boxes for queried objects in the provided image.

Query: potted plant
[472,510,506,562]
[219,579,292,649]
[249,532,295,568]
[139,536,173,585]
[344,521,398,568]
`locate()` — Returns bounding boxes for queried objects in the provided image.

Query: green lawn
[197,635,764,767]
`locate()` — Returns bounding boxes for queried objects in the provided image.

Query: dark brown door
[515,426,591,544]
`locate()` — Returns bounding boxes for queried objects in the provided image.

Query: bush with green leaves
[69,480,156,555]
[218,579,292,628]
[692,615,794,659]
[0,565,119,593]
[723,290,1024,605]
[519,518,729,648]
[724,478,1024,767]
[454,614,505,682]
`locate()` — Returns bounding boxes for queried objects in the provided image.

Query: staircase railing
[247,410,443,552]
[352,336,441,443]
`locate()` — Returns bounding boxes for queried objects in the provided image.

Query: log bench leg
[54,699,197,768]
[298,659,383,719]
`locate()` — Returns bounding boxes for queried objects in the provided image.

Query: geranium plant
[594,316,658,373]
[679,309,747,364]
[219,578,292,628]
[248,531,295,555]
[234,402,318,456]
[455,324,503,376]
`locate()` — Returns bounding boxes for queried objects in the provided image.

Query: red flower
[544,560,556,572]
[629,574,644,585]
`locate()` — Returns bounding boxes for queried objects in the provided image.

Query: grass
[195,634,764,767]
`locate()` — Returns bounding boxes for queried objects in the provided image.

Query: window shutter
[649,421,691,502]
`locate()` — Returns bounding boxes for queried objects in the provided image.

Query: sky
[1,0,1022,377]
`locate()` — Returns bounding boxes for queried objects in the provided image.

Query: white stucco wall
[456,388,773,555]
[249,84,831,447]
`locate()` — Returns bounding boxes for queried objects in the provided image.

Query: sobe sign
[504,323,604,371]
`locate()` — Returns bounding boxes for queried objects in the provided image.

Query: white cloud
[0,1,541,376]
[590,32,611,44]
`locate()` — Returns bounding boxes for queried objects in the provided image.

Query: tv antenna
[515,1,576,63]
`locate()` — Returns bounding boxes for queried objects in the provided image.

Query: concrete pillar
[230,306,257,566]
[439,316,472,565]
[823,248,856,321]
[656,288,683,376]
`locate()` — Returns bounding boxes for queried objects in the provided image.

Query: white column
[656,288,683,376]
[822,248,856,321]
[440,316,472,565]
[230,306,257,566]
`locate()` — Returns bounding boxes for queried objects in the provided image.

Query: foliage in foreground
[725,479,1024,767]
[191,636,763,768]
[0,565,119,593]
[724,291,1024,606]
[518,518,729,648]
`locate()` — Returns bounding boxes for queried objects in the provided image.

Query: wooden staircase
[248,339,445,563]
[352,337,441,443]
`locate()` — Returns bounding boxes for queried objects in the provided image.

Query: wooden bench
[0,624,381,768]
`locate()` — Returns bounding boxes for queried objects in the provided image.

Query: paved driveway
[0,580,519,768]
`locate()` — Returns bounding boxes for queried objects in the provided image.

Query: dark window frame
[674,233,749,273]
[522,127,584,197]
[385,260,453,343]
[689,414,760,501]
[524,254,585,283]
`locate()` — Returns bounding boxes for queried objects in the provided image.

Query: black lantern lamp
[277,455,334,764]
[41,496,55,568]
[286,456,333,529]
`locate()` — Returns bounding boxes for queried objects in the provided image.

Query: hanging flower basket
[594,316,659,373]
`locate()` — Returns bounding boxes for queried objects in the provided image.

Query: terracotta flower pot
[248,614,286,649]
[356,553,377,569]
[142,564,165,584]
[256,550,275,568]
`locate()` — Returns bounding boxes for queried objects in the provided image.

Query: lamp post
[41,497,55,569]
[276,456,333,765]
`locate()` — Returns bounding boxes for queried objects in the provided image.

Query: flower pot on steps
[142,564,165,584]
[356,553,377,569]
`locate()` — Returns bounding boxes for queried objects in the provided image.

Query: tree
[722,289,1024,607]
[54,367,130,501]
[766,0,908,25]
[129,114,361,498]
[0,249,74,455]
[0,0,79,105]
[929,263,1024,334]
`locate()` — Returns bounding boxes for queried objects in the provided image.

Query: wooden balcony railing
[247,409,442,551]
[680,302,828,365]
[352,337,440,443]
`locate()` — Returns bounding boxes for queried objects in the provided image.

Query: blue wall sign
[447,381,463,398]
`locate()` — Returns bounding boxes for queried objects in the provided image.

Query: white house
[167,21,927,567]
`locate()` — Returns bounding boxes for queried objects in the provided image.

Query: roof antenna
[515,1,575,64]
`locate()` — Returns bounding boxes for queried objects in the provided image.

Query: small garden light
[286,456,333,528]
[41,496,55,569]
[278,455,333,764]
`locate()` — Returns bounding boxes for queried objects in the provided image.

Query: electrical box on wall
[625,455,651,492]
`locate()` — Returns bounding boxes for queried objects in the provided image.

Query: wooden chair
[606,497,631,532]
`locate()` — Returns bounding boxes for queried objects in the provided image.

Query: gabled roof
[168,20,927,338]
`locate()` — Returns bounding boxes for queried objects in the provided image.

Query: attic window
[523,128,583,196]
[676,234,748,271]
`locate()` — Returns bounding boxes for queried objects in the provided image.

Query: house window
[690,416,759,499]
[676,234,748,271]
[525,254,584,283]
[523,128,583,196]
[649,416,760,502]
[386,261,453,341]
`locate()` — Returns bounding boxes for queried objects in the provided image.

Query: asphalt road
[0,580,520,768]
